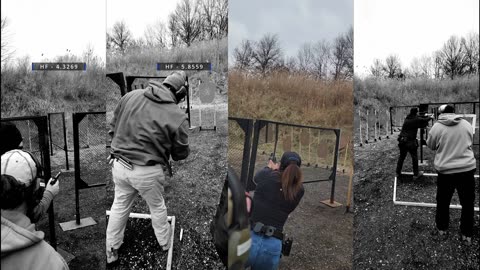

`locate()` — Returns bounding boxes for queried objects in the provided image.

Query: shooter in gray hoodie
[426,104,476,242]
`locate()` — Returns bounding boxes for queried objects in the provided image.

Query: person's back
[250,167,304,231]
[427,113,475,173]
[109,80,189,166]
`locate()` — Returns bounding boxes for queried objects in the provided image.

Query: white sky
[107,0,177,40]
[355,0,479,77]
[1,0,106,62]
[229,0,353,62]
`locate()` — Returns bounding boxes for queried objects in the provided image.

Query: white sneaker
[106,248,118,264]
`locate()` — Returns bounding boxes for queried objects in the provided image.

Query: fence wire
[75,112,107,186]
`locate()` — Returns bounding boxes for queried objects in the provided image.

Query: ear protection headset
[174,75,189,103]
[227,166,251,270]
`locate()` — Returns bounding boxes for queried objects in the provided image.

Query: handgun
[50,172,62,185]
[269,153,277,163]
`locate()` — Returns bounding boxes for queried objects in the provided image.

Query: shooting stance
[1,150,67,270]
[396,107,432,179]
[246,152,305,270]
[426,104,476,244]
[106,71,190,264]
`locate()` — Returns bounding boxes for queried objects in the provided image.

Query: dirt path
[353,133,479,270]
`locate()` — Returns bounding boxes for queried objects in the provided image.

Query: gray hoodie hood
[1,210,43,256]
[144,80,177,104]
[437,113,462,126]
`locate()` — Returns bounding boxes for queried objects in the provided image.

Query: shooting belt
[251,222,284,240]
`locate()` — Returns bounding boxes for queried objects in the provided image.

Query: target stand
[106,211,176,270]
[393,172,480,211]
[197,81,217,131]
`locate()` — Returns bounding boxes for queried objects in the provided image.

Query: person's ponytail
[281,162,303,201]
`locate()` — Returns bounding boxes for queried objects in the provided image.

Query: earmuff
[227,166,251,270]
[174,76,189,103]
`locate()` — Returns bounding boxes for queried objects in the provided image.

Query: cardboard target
[282,136,292,152]
[300,129,310,145]
[317,144,328,158]
[198,81,216,104]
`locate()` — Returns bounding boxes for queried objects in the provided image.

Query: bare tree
[285,56,297,73]
[382,54,402,79]
[200,0,216,39]
[297,42,314,73]
[440,35,466,79]
[171,0,203,46]
[461,32,479,75]
[144,20,167,48]
[111,20,132,54]
[432,50,443,79]
[168,13,180,47]
[312,39,330,79]
[1,16,15,65]
[331,33,349,80]
[419,54,432,78]
[409,57,422,78]
[252,33,283,74]
[233,39,254,70]
[370,58,384,78]
[344,26,354,78]
[213,0,228,38]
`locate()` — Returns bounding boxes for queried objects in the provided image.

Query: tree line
[370,32,479,80]
[232,27,353,80]
[107,0,227,53]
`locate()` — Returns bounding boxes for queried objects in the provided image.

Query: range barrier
[228,117,344,205]
[72,112,107,225]
[1,116,57,249]
[47,112,69,170]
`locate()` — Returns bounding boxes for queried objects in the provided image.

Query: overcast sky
[107,0,176,40]
[355,0,479,77]
[229,0,353,62]
[1,0,106,63]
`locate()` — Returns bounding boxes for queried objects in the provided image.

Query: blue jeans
[245,230,282,270]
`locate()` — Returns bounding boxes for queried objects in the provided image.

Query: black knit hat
[0,122,23,156]
[409,107,418,115]
[280,151,302,170]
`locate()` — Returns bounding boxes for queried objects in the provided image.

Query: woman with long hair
[245,151,304,270]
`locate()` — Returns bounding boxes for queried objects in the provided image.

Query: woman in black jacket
[245,151,305,270]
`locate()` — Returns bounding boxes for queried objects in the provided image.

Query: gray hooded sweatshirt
[426,114,476,174]
[109,80,190,166]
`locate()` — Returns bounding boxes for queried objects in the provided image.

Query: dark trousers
[396,140,419,175]
[436,169,476,237]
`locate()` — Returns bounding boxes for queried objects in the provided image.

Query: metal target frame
[229,118,342,206]
[393,173,480,211]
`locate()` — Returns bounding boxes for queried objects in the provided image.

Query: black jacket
[399,114,430,140]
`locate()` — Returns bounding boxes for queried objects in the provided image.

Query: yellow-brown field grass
[229,70,354,170]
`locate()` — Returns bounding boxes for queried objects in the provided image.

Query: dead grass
[229,70,354,170]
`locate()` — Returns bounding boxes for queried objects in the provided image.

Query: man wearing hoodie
[106,71,190,264]
[1,150,68,270]
[396,107,432,179]
[427,104,476,244]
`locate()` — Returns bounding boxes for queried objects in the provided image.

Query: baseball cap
[1,150,37,186]
[438,104,455,114]
[163,71,187,91]
[280,151,302,170]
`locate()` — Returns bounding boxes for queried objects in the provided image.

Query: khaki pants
[106,159,170,251]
